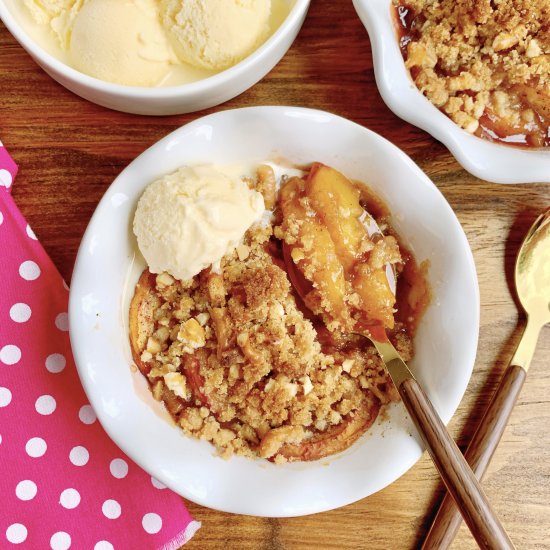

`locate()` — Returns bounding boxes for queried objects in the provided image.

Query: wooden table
[1,1,549,548]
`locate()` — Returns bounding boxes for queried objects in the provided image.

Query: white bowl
[0,1,309,116]
[69,106,479,517]
[353,0,550,184]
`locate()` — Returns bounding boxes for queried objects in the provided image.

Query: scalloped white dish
[69,106,479,517]
[353,0,550,184]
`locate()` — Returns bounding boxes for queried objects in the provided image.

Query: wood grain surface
[1,1,549,549]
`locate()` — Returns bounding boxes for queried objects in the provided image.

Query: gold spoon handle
[399,378,515,550]
[422,318,542,550]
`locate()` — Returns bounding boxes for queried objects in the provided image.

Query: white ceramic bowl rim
[0,0,309,98]
[69,106,480,517]
[353,0,550,184]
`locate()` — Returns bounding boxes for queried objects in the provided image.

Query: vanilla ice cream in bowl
[0,0,310,114]
[133,165,266,280]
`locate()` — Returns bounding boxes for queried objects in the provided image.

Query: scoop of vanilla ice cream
[133,165,265,281]
[24,0,79,22]
[69,0,176,86]
[24,0,83,48]
[160,0,271,70]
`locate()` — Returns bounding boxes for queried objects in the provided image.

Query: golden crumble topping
[129,164,429,462]
[395,0,550,147]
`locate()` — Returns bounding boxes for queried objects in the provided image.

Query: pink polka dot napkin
[0,143,200,549]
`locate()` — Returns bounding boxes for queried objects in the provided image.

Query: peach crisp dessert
[394,0,550,147]
[129,162,429,462]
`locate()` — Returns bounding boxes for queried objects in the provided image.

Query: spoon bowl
[515,209,550,324]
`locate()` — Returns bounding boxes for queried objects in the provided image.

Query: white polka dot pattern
[15,480,37,501]
[102,499,121,520]
[0,344,21,365]
[0,168,13,188]
[69,446,89,467]
[59,488,80,509]
[50,531,71,550]
[142,513,163,534]
[25,437,47,458]
[9,303,31,323]
[45,353,66,373]
[151,477,167,490]
[109,458,128,479]
[55,313,69,332]
[78,404,96,425]
[5,523,27,544]
[19,260,40,281]
[35,395,57,416]
[0,387,12,407]
[26,224,37,240]
[0,173,196,547]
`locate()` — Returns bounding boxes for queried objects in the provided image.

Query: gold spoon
[423,209,550,550]
[283,237,514,549]
[352,324,514,550]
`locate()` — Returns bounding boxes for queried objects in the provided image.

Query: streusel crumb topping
[133,221,406,461]
[396,0,550,145]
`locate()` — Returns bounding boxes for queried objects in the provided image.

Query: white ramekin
[353,0,550,184]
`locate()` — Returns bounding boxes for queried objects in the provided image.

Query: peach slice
[129,269,159,376]
[353,264,396,329]
[287,163,397,329]
[305,162,366,271]
[279,176,349,326]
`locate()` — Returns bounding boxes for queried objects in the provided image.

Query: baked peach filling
[277,163,400,330]
[129,163,429,462]
[394,0,550,147]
